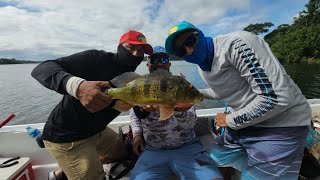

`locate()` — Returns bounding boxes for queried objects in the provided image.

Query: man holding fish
[126,46,223,180]
[164,21,312,180]
[31,30,153,180]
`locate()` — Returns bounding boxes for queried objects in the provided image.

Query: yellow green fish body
[107,70,203,120]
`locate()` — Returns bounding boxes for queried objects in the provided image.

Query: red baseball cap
[119,30,153,55]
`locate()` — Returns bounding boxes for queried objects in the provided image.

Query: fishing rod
[195,120,219,135]
[195,101,229,146]
[0,114,16,128]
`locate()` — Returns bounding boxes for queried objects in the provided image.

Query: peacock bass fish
[106,69,203,120]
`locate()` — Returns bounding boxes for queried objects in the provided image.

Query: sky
[0,0,309,61]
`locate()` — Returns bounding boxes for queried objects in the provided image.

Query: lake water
[1,61,320,125]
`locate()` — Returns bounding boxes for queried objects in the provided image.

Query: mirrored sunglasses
[150,57,170,64]
[174,33,198,57]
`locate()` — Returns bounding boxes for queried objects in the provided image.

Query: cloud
[0,0,308,60]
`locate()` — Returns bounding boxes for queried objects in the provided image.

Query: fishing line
[219,100,229,136]
[195,100,229,135]
[195,120,219,134]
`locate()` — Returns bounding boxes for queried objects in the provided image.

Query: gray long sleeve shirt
[130,107,197,149]
[199,31,311,130]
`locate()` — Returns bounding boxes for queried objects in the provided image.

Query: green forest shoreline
[0,58,39,64]
[1,0,319,65]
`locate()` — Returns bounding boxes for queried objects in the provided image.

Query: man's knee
[97,127,129,164]
[44,137,105,180]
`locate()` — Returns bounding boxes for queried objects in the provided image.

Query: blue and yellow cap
[165,21,198,55]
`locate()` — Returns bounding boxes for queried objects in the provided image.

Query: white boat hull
[1,99,320,179]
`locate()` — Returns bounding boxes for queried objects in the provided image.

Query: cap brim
[143,44,153,55]
[165,32,179,55]
[126,41,153,55]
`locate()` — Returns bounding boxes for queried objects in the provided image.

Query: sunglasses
[174,33,198,57]
[150,57,170,65]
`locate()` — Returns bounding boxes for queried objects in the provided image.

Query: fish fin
[159,106,174,121]
[143,69,172,78]
[112,100,134,112]
[110,72,141,87]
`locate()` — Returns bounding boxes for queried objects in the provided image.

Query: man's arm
[31,50,102,94]
[31,50,112,113]
[225,32,294,130]
[31,60,73,94]
[198,88,220,100]
[129,108,145,155]
[129,108,143,138]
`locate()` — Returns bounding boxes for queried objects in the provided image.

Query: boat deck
[1,100,320,179]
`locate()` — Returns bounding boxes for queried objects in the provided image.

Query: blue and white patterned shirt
[130,107,197,149]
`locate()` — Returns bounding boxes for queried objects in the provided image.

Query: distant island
[0,58,40,65]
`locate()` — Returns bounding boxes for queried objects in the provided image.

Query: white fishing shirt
[199,31,311,130]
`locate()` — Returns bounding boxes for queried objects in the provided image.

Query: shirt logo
[234,114,248,125]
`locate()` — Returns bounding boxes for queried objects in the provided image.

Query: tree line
[243,0,320,64]
[0,58,38,64]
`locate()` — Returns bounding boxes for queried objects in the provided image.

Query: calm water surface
[1,62,320,125]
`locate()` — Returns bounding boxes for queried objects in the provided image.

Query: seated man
[129,46,222,180]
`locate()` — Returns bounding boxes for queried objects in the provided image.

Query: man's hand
[133,135,144,156]
[178,72,186,79]
[77,81,112,113]
[216,113,229,127]
[142,105,159,112]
